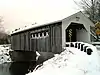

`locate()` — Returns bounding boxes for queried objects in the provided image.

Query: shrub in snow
[80,44,84,51]
[87,48,93,55]
[0,44,11,64]
[66,42,94,55]
[78,43,81,49]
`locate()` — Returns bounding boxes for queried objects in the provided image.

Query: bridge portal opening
[66,23,87,42]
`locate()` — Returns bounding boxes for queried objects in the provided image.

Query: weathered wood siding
[30,27,50,52]
[49,23,62,53]
[20,33,24,50]
[11,35,14,50]
[30,22,62,53]
[11,31,30,51]
[11,22,62,53]
[24,32,30,51]
[11,34,20,50]
[31,37,37,51]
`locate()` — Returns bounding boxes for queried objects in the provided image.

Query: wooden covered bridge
[10,11,94,61]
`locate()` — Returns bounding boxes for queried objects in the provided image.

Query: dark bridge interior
[66,22,86,42]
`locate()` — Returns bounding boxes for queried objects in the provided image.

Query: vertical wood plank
[20,33,24,50]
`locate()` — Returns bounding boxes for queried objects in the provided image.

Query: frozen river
[0,44,37,75]
[0,61,36,75]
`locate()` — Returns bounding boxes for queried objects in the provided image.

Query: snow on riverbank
[0,44,12,64]
[26,42,100,75]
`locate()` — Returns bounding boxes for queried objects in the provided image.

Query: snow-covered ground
[26,42,100,75]
[0,44,12,64]
[0,43,100,75]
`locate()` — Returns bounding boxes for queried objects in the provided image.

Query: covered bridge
[10,11,94,61]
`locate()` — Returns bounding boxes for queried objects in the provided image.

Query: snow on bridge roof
[11,11,94,35]
[11,11,80,34]
[11,19,62,34]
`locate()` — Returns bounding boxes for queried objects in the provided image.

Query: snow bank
[0,44,12,64]
[26,42,100,75]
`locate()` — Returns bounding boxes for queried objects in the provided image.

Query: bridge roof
[11,11,94,35]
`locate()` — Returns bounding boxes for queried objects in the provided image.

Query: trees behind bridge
[74,0,100,41]
[74,0,100,23]
[0,16,10,44]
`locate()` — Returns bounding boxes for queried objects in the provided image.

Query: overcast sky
[0,0,81,33]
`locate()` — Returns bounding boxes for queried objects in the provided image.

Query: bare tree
[0,16,10,44]
[0,16,5,32]
[74,0,100,23]
[74,0,100,41]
